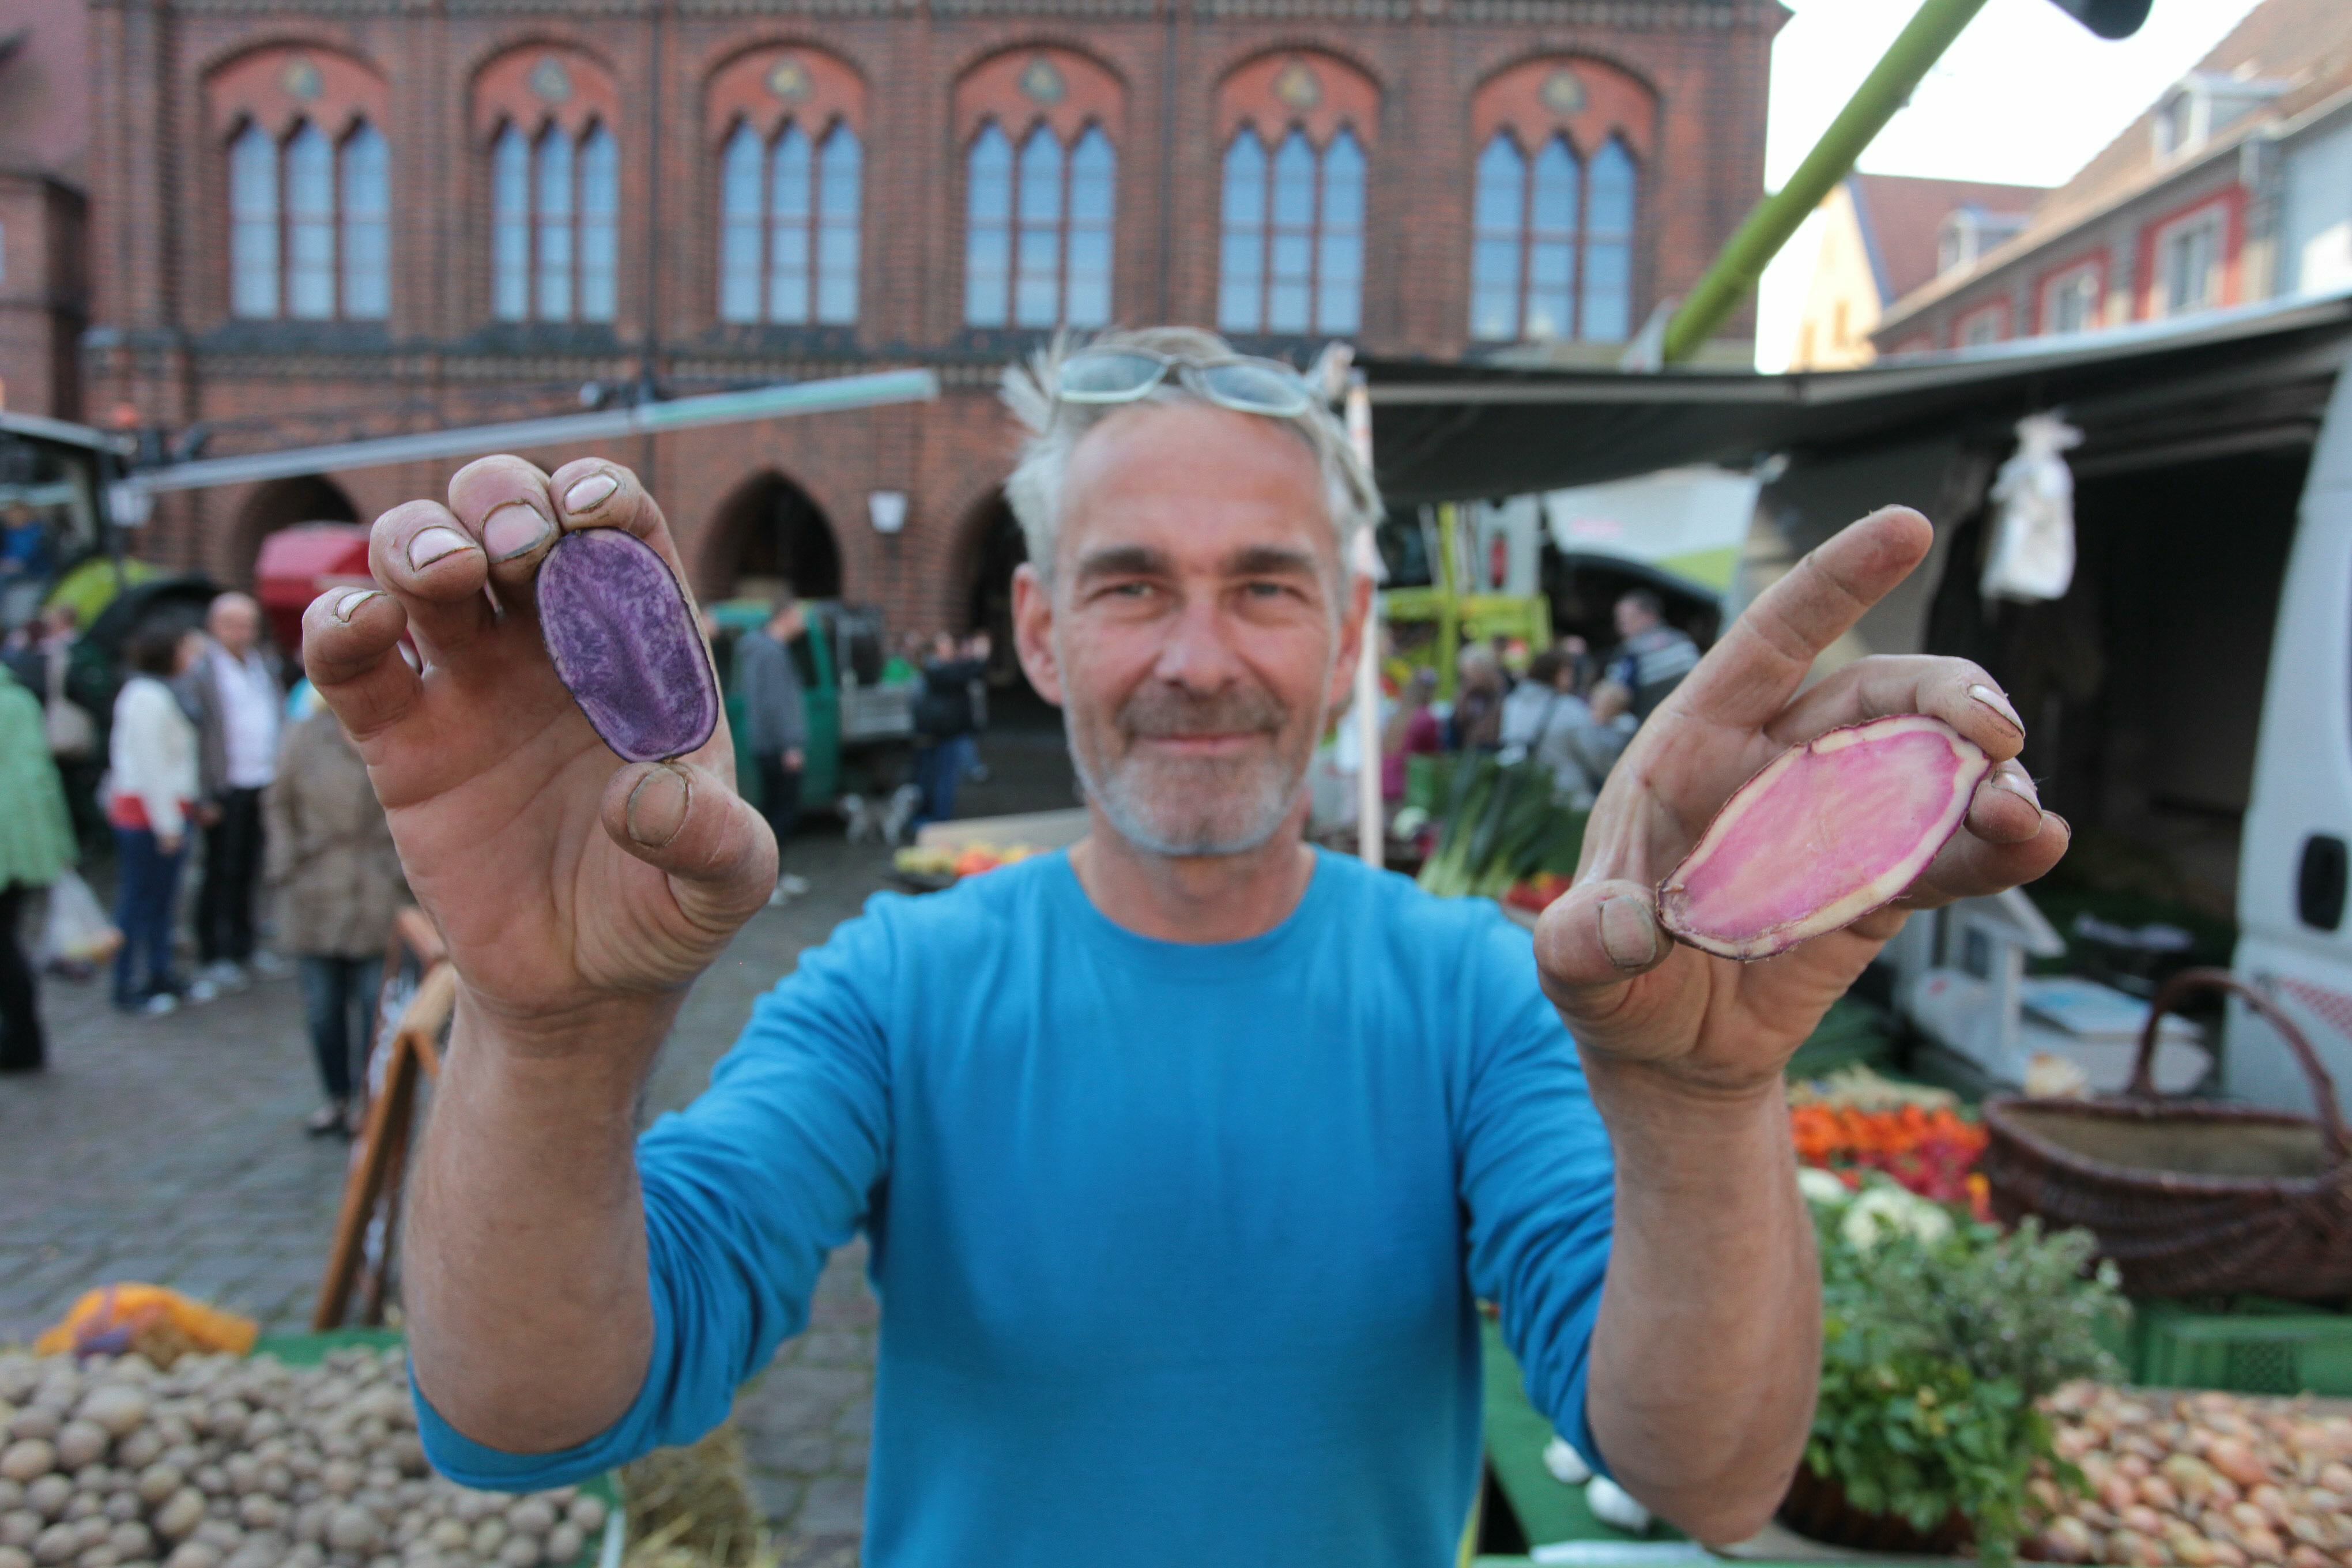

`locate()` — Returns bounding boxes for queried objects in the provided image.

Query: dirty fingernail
[407,526,473,571]
[564,472,619,514]
[483,502,552,561]
[1599,894,1660,971]
[1969,683,2024,734]
[625,764,691,849]
[1996,765,2042,813]
[333,589,382,623]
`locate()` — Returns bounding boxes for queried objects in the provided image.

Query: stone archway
[231,474,359,586]
[706,469,842,602]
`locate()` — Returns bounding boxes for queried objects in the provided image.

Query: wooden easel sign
[314,909,451,1330]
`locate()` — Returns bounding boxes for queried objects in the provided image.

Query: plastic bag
[1981,411,2084,602]
[40,866,121,969]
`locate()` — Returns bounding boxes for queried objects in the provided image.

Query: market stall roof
[1362,285,2352,503]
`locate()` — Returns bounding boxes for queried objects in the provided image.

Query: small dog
[843,783,927,846]
[880,783,925,845]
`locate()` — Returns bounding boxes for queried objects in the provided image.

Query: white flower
[1797,1167,1852,1207]
[1839,1183,1954,1252]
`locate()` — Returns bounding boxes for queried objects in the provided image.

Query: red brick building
[85,0,1783,635]
[0,0,92,420]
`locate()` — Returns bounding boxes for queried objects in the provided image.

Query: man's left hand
[1535,507,2068,1099]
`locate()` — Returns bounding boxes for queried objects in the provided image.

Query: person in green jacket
[0,664,76,1071]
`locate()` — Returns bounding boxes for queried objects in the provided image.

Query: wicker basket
[1980,968,2352,1301]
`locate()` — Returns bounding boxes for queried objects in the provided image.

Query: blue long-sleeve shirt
[418,849,1617,1566]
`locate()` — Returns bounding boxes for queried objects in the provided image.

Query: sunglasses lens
[1058,350,1167,402]
[1197,360,1313,416]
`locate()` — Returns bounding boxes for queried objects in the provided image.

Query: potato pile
[0,1346,608,1568]
[2027,1384,2352,1567]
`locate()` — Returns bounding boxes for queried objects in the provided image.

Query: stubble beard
[1062,661,1320,860]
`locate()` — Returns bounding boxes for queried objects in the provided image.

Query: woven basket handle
[2129,966,2351,1162]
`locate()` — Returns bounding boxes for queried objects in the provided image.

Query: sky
[1751,0,2270,370]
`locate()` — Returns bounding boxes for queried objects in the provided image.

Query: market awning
[1362,286,2352,503]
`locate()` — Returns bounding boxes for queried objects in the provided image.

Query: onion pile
[2029,1384,2352,1567]
[0,1347,606,1568]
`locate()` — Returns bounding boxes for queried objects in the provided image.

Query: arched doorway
[232,474,359,586]
[707,469,842,603]
[960,488,1051,719]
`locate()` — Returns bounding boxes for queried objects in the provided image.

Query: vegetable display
[0,1345,605,1568]
[1414,759,1584,901]
[1800,1176,2123,1566]
[537,529,720,765]
[2030,1385,2352,1568]
[1660,715,1990,960]
[1792,1102,1991,1209]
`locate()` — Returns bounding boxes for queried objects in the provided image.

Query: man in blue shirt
[302,327,2064,1565]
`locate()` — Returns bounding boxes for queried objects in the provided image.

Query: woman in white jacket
[107,621,201,1015]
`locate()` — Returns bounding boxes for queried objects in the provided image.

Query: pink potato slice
[1657,714,1991,961]
[537,527,721,764]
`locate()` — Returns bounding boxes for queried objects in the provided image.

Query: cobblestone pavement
[0,724,1077,1565]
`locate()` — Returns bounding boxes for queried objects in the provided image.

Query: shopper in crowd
[1381,666,1444,802]
[0,662,75,1072]
[303,330,2063,1563]
[1450,643,1507,752]
[913,630,988,828]
[736,595,811,906]
[108,621,203,1017]
[1499,648,1570,757]
[1605,590,1701,722]
[1563,677,1639,787]
[266,699,409,1136]
[9,605,101,851]
[187,591,285,994]
[1554,632,1596,698]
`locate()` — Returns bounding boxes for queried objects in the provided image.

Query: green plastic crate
[2129,1299,2352,1397]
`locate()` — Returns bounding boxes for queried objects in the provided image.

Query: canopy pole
[1659,0,1992,365]
[1346,376,1384,869]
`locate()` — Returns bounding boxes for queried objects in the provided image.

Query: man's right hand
[301,455,777,1053]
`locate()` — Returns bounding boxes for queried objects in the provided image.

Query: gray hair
[1001,325,1382,582]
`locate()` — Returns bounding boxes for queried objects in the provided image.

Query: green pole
[1660,0,1993,365]
[1436,504,1462,704]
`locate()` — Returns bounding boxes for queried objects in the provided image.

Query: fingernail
[483,502,552,562]
[1969,683,2024,735]
[333,589,382,623]
[1996,765,2043,815]
[407,526,473,570]
[625,764,691,849]
[1599,894,1660,971]
[2045,811,2072,837]
[564,472,619,514]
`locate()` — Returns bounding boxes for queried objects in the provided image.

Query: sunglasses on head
[1053,346,1318,420]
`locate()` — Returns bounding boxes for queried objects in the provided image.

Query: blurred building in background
[1789,175,2042,370]
[81,0,1784,637]
[1869,0,2352,357]
[0,0,92,420]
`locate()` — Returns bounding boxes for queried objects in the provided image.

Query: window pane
[1267,130,1315,334]
[1014,126,1063,328]
[769,125,812,323]
[340,122,389,320]
[1525,138,1577,341]
[1065,128,1114,327]
[1219,133,1268,332]
[535,129,574,321]
[1581,139,1635,342]
[964,125,1012,327]
[1316,130,1365,334]
[229,123,280,319]
[285,123,335,320]
[492,125,530,322]
[578,125,617,322]
[817,126,860,325]
[1469,137,1524,339]
[719,122,763,323]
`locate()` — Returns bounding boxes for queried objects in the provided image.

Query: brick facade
[85,0,1782,635]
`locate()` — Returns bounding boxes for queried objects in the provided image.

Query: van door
[2233,365,2352,1117]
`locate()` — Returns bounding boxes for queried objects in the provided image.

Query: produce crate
[2124,1298,2352,1397]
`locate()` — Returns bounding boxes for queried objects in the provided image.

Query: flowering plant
[1791,1102,1991,1211]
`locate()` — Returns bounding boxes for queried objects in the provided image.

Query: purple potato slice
[537,527,720,764]
[1657,714,1991,961]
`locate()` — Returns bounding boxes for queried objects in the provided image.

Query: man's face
[1614,597,1654,639]
[210,598,259,656]
[1013,402,1366,859]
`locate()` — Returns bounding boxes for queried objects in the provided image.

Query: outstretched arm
[1537,509,2068,1541]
